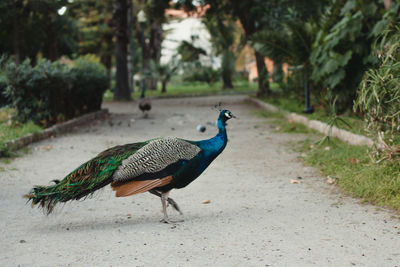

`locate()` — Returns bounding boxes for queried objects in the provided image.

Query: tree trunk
[47,22,59,61]
[127,0,134,92]
[255,51,270,97]
[12,1,21,64]
[113,0,131,101]
[101,31,113,89]
[237,12,270,96]
[222,72,233,89]
[134,10,164,91]
[147,20,163,90]
[102,54,112,88]
[273,60,283,84]
[161,81,167,93]
[222,50,234,89]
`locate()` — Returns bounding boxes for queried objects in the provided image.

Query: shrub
[310,0,383,111]
[68,56,109,116]
[183,65,220,84]
[0,76,9,107]
[3,59,66,125]
[2,57,108,126]
[354,23,400,162]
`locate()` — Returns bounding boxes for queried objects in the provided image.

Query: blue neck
[197,117,227,158]
[217,116,227,134]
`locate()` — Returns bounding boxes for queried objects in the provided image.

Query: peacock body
[25,110,235,223]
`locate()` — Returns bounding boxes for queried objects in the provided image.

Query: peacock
[138,97,151,116]
[138,82,151,117]
[25,109,236,223]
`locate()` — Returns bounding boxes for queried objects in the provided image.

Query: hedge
[1,57,108,126]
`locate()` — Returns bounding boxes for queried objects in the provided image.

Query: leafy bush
[0,77,9,107]
[68,57,109,115]
[183,64,220,84]
[2,57,108,126]
[310,0,383,111]
[354,23,400,162]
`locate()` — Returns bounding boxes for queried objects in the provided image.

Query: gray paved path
[0,95,399,266]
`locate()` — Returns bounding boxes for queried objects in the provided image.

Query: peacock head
[218,109,236,126]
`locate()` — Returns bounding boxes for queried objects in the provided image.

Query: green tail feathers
[25,142,146,214]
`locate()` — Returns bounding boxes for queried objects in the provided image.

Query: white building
[161,10,220,69]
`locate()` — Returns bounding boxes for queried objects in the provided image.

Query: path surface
[0,95,399,266]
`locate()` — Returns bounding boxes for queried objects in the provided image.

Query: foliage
[0,108,42,157]
[103,79,262,101]
[0,0,78,62]
[203,10,238,89]
[258,108,400,211]
[143,59,179,93]
[260,95,366,135]
[310,0,384,110]
[354,9,400,163]
[71,0,114,72]
[69,56,109,112]
[3,59,67,125]
[0,75,9,107]
[2,56,108,126]
[177,40,207,63]
[253,19,317,96]
[182,64,220,85]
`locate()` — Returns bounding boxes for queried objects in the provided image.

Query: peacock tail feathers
[25,142,147,214]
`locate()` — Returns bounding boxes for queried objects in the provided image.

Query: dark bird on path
[138,97,151,117]
[25,110,236,223]
[196,124,206,133]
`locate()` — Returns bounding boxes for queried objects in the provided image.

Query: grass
[256,110,400,212]
[254,110,315,134]
[103,80,280,101]
[0,108,42,157]
[259,96,367,136]
[299,138,400,212]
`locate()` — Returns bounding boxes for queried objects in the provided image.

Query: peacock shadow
[29,206,244,233]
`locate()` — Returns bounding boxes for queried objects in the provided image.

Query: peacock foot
[167,198,183,215]
[160,217,184,224]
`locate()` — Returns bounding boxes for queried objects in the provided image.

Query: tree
[310,0,384,110]
[112,0,131,100]
[134,0,170,90]
[144,59,179,93]
[0,0,78,64]
[177,40,206,62]
[71,0,114,83]
[202,0,271,96]
[203,10,237,89]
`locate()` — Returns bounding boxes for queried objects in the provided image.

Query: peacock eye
[224,112,231,118]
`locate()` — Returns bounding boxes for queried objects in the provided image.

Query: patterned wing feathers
[111,176,172,197]
[112,138,200,183]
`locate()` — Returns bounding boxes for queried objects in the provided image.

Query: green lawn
[0,108,42,156]
[259,96,367,136]
[256,110,400,212]
[103,80,280,101]
[299,138,400,212]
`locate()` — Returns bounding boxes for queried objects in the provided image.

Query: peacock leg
[160,192,170,223]
[149,189,183,215]
[159,191,184,224]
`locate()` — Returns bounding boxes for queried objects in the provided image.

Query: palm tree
[144,59,178,93]
[203,12,236,89]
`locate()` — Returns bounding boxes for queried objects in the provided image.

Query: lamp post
[138,10,146,98]
[304,79,314,114]
[302,65,314,114]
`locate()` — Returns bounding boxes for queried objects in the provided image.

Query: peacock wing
[111,137,201,197]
